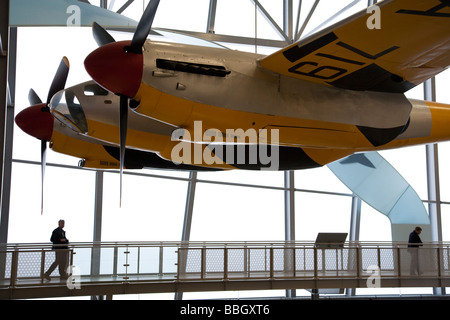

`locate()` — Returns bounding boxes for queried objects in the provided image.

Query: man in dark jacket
[44,220,69,280]
[408,226,423,275]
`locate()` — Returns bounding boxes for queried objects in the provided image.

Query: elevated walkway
[0,241,449,299]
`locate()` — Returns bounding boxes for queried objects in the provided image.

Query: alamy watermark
[366,265,381,288]
[66,5,81,27]
[170,121,280,170]
[66,265,81,290]
[366,5,381,29]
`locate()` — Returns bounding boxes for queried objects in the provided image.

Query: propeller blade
[119,95,129,206]
[129,0,160,54]
[28,88,42,105]
[47,56,70,105]
[41,139,47,215]
[92,22,116,47]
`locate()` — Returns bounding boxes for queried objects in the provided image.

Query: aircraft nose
[15,104,54,141]
[84,40,143,98]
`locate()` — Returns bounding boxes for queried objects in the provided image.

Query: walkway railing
[176,242,450,281]
[1,241,450,293]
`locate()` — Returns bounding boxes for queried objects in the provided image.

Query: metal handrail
[1,241,449,289]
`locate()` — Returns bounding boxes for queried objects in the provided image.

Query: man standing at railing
[43,220,69,281]
[408,226,423,276]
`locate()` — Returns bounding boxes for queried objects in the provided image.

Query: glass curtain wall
[5,0,450,299]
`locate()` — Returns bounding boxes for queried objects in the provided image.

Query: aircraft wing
[258,0,450,93]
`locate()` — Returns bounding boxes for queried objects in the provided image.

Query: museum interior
[1,0,450,301]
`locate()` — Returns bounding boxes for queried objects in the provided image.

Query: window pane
[441,204,450,241]
[295,166,351,195]
[191,183,284,241]
[359,203,392,242]
[101,172,188,241]
[295,192,352,241]
[9,163,95,243]
[438,142,450,202]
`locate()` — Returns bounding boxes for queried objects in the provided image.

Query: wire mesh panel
[248,248,269,278]
[227,248,245,276]
[0,251,12,280]
[314,247,357,277]
[379,248,395,271]
[178,247,202,279]
[360,247,379,271]
[295,247,315,276]
[17,250,42,278]
[205,248,224,275]
[441,247,450,275]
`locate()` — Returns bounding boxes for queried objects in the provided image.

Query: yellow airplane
[15,62,220,171]
[16,0,450,175]
[83,0,450,170]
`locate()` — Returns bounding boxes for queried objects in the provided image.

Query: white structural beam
[346,194,361,297]
[176,170,198,300]
[206,0,217,34]
[284,170,295,298]
[0,1,14,245]
[181,171,197,242]
[284,171,295,241]
[424,78,443,243]
[424,78,445,296]
[93,170,104,243]
[349,195,362,242]
[283,0,294,41]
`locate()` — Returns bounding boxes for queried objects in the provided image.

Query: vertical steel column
[91,170,103,264]
[206,0,217,34]
[284,170,296,298]
[424,78,445,296]
[347,194,361,296]
[349,195,361,242]
[425,79,443,243]
[284,171,295,241]
[0,1,11,243]
[181,171,197,242]
[91,170,104,300]
[93,170,104,243]
[283,0,293,42]
[175,170,198,300]
[1,26,15,246]
[0,1,10,282]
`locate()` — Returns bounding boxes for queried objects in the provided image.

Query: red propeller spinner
[84,40,143,98]
[15,104,54,141]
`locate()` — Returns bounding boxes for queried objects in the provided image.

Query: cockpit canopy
[50,89,88,134]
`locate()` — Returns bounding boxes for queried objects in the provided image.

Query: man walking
[44,220,69,280]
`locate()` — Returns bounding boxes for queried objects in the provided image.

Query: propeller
[92,22,116,46]
[16,57,70,214]
[28,88,42,105]
[128,0,160,54]
[88,0,160,206]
